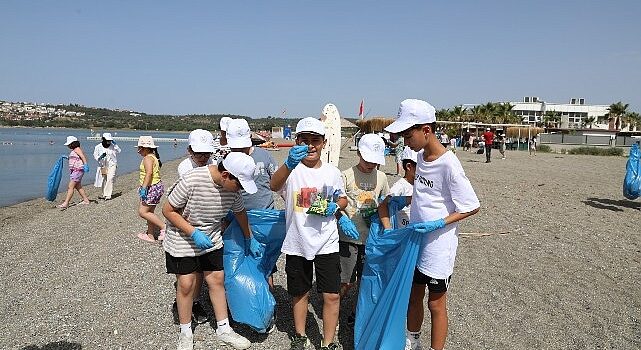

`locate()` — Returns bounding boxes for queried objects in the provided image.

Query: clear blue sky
[1,1,640,118]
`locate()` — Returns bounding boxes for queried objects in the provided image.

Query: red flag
[359,99,364,119]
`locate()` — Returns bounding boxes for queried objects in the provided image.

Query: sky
[1,1,640,118]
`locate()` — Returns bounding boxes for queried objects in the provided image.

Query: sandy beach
[1,146,640,349]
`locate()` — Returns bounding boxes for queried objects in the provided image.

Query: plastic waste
[223,209,286,333]
[623,143,641,200]
[354,203,421,350]
[45,155,67,201]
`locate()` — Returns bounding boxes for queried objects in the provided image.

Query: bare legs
[59,181,89,207]
[292,291,339,346]
[407,284,448,350]
[138,203,165,239]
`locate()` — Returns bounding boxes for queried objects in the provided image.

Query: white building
[512,96,609,129]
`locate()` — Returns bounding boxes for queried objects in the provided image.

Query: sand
[0,146,639,349]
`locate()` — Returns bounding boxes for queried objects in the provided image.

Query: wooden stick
[459,231,510,237]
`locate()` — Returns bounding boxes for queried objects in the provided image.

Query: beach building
[511,96,609,129]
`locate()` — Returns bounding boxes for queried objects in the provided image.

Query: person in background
[338,133,389,328]
[270,117,348,350]
[387,146,418,228]
[449,136,457,154]
[162,152,258,350]
[136,136,166,243]
[93,132,121,201]
[225,118,280,333]
[379,99,480,350]
[463,130,471,152]
[57,136,91,209]
[219,116,233,146]
[498,133,507,159]
[530,135,538,156]
[389,133,405,176]
[482,127,494,163]
[177,129,216,178]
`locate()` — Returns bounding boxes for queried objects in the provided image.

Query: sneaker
[405,334,423,350]
[191,301,209,324]
[320,342,342,350]
[176,333,193,350]
[289,333,311,350]
[217,330,251,349]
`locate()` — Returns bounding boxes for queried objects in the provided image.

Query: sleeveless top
[69,149,83,170]
[139,154,161,185]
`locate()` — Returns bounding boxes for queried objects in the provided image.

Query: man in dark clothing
[482,128,494,163]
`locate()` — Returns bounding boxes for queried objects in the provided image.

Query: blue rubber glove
[83,164,90,173]
[285,145,309,169]
[324,202,339,217]
[138,187,148,201]
[338,215,359,240]
[245,236,263,258]
[388,196,408,208]
[191,229,214,250]
[409,218,446,234]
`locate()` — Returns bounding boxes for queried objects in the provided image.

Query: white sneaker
[217,330,251,349]
[177,333,193,350]
[405,334,423,350]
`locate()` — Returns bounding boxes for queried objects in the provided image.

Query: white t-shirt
[410,150,480,279]
[280,162,346,260]
[388,177,414,228]
[177,157,215,178]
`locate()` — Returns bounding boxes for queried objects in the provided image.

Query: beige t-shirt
[340,166,390,244]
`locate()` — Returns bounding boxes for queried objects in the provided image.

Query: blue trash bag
[223,209,286,333]
[45,155,67,201]
[354,203,422,350]
[623,143,641,200]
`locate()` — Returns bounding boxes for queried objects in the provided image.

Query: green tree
[608,101,629,129]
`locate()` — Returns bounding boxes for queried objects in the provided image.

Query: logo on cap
[373,144,381,152]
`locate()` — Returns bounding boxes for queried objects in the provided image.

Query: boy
[380,99,480,350]
[387,146,418,228]
[270,117,353,350]
[339,133,389,325]
[162,152,262,350]
[177,129,216,177]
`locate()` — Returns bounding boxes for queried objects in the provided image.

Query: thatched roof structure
[355,117,394,133]
[341,118,358,128]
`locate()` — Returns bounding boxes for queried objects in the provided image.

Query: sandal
[137,232,156,243]
[57,203,68,210]
[78,200,90,205]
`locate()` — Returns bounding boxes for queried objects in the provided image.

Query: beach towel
[45,155,67,201]
[223,209,286,333]
[623,143,641,200]
[354,202,421,350]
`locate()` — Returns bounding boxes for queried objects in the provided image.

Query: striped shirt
[162,166,244,257]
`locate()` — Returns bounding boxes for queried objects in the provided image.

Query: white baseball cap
[358,134,386,165]
[226,119,252,149]
[223,152,257,194]
[295,117,325,136]
[136,136,158,148]
[401,146,419,163]
[384,99,436,133]
[220,117,233,131]
[64,136,78,146]
[102,132,113,140]
[188,129,216,152]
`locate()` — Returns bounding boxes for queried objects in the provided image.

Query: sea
[0,127,191,207]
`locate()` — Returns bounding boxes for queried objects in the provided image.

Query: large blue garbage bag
[223,209,286,333]
[624,143,641,200]
[354,201,421,350]
[45,155,67,201]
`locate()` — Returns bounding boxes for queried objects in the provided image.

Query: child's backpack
[623,143,641,200]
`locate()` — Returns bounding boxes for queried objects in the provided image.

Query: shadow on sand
[22,341,82,350]
[582,197,641,212]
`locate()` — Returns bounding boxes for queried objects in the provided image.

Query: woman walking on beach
[136,136,166,242]
[58,136,91,209]
[93,132,121,200]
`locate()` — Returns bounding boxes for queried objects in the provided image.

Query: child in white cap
[136,136,166,242]
[177,129,216,177]
[379,99,480,350]
[162,152,260,350]
[58,136,91,208]
[387,146,419,228]
[338,133,389,326]
[270,117,350,350]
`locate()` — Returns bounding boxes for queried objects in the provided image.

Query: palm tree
[583,116,596,129]
[543,111,561,128]
[495,102,516,124]
[608,101,629,130]
[450,105,467,123]
[625,112,641,131]
[471,105,483,123]
[436,108,452,121]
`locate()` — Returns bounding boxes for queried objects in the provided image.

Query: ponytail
[154,149,162,168]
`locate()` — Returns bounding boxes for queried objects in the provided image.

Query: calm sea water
[0,127,190,207]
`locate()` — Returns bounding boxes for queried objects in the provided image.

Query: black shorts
[165,249,224,275]
[412,268,452,294]
[285,253,341,296]
[339,242,365,284]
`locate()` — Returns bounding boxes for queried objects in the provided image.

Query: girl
[58,136,91,209]
[136,136,166,242]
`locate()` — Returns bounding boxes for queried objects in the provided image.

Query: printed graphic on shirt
[293,185,341,213]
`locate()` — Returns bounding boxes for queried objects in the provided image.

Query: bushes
[538,145,552,153]
[567,147,624,156]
